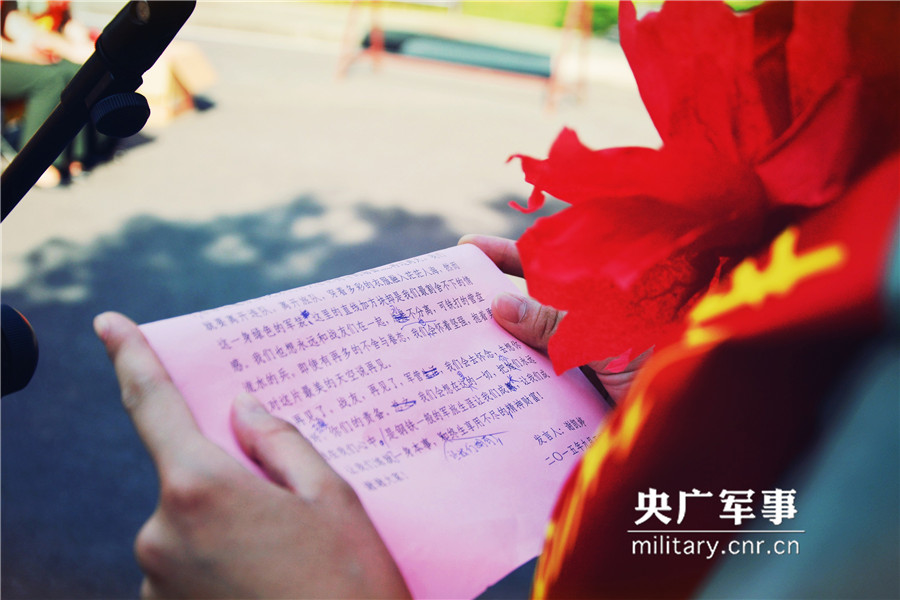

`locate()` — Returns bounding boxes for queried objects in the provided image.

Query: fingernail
[234,392,268,420]
[494,293,527,324]
[93,313,110,340]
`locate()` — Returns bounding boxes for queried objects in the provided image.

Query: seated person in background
[0,0,102,186]
[2,0,215,178]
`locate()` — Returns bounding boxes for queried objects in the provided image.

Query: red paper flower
[512,0,899,374]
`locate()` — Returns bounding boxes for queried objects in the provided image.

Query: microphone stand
[1,0,196,221]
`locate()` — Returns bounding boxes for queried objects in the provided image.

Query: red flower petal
[619,0,794,161]
[518,203,722,372]
[510,128,766,221]
[757,77,865,208]
[511,1,899,374]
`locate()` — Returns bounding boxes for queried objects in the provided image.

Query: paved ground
[1,2,659,598]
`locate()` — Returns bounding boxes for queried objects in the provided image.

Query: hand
[94,312,410,599]
[458,235,650,404]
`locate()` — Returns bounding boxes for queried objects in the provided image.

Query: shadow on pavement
[1,193,552,599]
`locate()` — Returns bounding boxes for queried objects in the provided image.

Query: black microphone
[1,0,196,220]
[1,304,39,396]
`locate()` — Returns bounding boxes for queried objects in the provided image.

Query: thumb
[231,393,334,501]
[492,292,564,355]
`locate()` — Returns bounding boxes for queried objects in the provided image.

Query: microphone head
[2,304,39,396]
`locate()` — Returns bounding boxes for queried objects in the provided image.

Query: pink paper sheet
[140,244,608,599]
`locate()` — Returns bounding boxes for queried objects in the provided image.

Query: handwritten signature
[443,432,506,461]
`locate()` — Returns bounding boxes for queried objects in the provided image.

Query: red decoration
[511,0,899,374]
[529,1,900,596]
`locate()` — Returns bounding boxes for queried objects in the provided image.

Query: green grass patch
[460,1,568,28]
[461,1,619,35]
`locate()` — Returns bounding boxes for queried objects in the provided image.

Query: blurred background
[1,1,661,597]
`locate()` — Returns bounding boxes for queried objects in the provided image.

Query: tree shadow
[0,193,559,599]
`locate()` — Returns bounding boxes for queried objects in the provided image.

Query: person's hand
[458,235,650,404]
[94,312,410,599]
